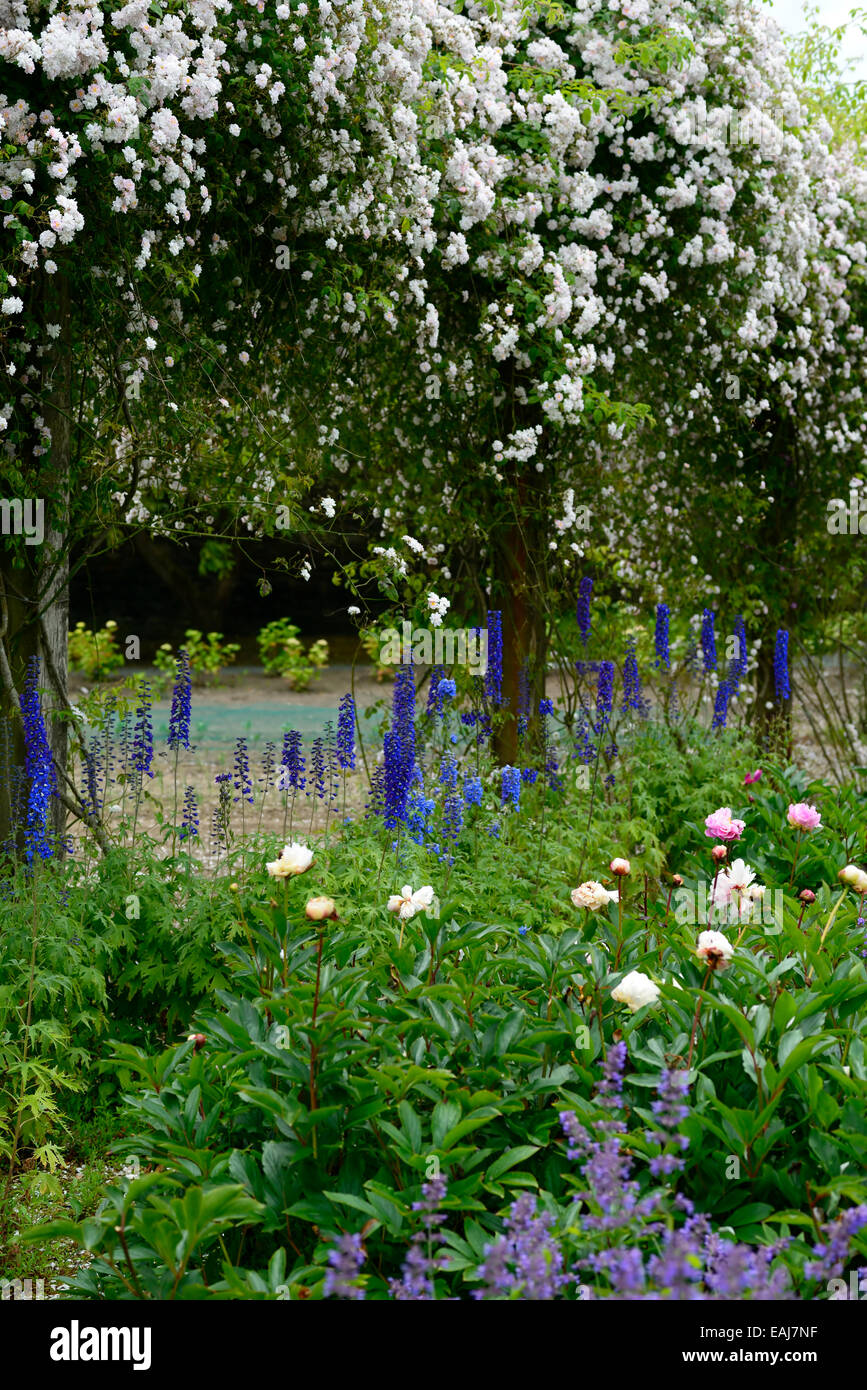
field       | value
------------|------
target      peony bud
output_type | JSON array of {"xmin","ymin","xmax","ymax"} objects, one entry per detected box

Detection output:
[
  {"xmin": 672, "ymin": 873, "xmax": 684, "ymax": 887},
  {"xmin": 610, "ymin": 857, "xmax": 630, "ymax": 876},
  {"xmin": 305, "ymin": 896, "xmax": 337, "ymax": 921},
  {"xmin": 187, "ymin": 1033, "xmax": 206, "ymax": 1051},
  {"xmin": 839, "ymin": 864, "xmax": 867, "ymax": 893},
  {"xmin": 711, "ymin": 844, "xmax": 728, "ymax": 864},
  {"xmin": 799, "ymin": 888, "xmax": 816, "ymax": 904}
]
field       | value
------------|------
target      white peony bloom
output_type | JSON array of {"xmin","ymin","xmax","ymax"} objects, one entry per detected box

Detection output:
[
  {"xmin": 696, "ymin": 930, "xmax": 734, "ymax": 968},
  {"xmin": 387, "ymin": 884, "xmax": 435, "ymax": 921},
  {"xmin": 266, "ymin": 841, "xmax": 314, "ymax": 878},
  {"xmin": 571, "ymin": 880, "xmax": 618, "ymax": 911},
  {"xmin": 611, "ymin": 970, "xmax": 660, "ymax": 1012}
]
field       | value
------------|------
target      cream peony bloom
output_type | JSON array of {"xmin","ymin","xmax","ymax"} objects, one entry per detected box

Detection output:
[
  {"xmin": 387, "ymin": 885, "xmax": 435, "ymax": 921},
  {"xmin": 571, "ymin": 880, "xmax": 618, "ymax": 911},
  {"xmin": 266, "ymin": 841, "xmax": 314, "ymax": 878},
  {"xmin": 696, "ymin": 929, "xmax": 734, "ymax": 969},
  {"xmin": 611, "ymin": 970, "xmax": 660, "ymax": 1012},
  {"xmin": 839, "ymin": 864, "xmax": 867, "ymax": 894}
]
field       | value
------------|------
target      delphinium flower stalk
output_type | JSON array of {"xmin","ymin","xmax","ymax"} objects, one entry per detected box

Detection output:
[
  {"xmin": 700, "ymin": 608, "xmax": 717, "ymax": 672},
  {"xmin": 256, "ymin": 740, "xmax": 277, "ymax": 840},
  {"xmin": 484, "ymin": 610, "xmax": 503, "ymax": 708},
  {"xmin": 576, "ymin": 576, "xmax": 593, "ymax": 648},
  {"xmin": 336, "ymin": 692, "xmax": 356, "ymax": 825},
  {"xmin": 426, "ymin": 665, "xmax": 445, "ymax": 718},
  {"xmin": 130, "ymin": 680, "xmax": 154, "ymax": 851},
  {"xmin": 167, "ymin": 647, "xmax": 192, "ymax": 855},
  {"xmin": 774, "ymin": 628, "xmax": 791, "ymax": 703},
  {"xmin": 212, "ymin": 772, "xmax": 233, "ymax": 866},
  {"xmin": 322, "ymin": 721, "xmax": 340, "ymax": 842},
  {"xmin": 711, "ymin": 680, "xmax": 730, "ymax": 731},
  {"xmin": 730, "ymin": 614, "xmax": 748, "ymax": 694},
  {"xmin": 308, "ymin": 735, "xmax": 326, "ymax": 836},
  {"xmin": 621, "ymin": 639, "xmax": 642, "ymax": 714},
  {"xmin": 232, "ymin": 735, "xmax": 254, "ymax": 862},
  {"xmin": 279, "ymin": 729, "xmax": 306, "ymax": 839},
  {"xmin": 382, "ymin": 664, "xmax": 416, "ymax": 854},
  {"xmin": 18, "ymin": 658, "xmax": 58, "ymax": 864},
  {"xmin": 464, "ymin": 772, "xmax": 483, "ymax": 865},
  {"xmin": 179, "ymin": 786, "xmax": 199, "ymax": 867},
  {"xmin": 654, "ymin": 603, "xmax": 670, "ymax": 670}
]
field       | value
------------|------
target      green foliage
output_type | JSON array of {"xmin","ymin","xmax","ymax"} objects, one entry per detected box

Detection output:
[
  {"xmin": 154, "ymin": 631, "xmax": 240, "ymax": 683},
  {"xmin": 19, "ymin": 755, "xmax": 867, "ymax": 1298},
  {"xmin": 256, "ymin": 619, "xmax": 329, "ymax": 688},
  {"xmin": 68, "ymin": 621, "xmax": 125, "ymax": 680}
]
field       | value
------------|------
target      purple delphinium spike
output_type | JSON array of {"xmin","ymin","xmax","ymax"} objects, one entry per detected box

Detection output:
[
  {"xmin": 337, "ymin": 693, "xmax": 356, "ymax": 770},
  {"xmin": 576, "ymin": 576, "xmax": 593, "ymax": 647},
  {"xmin": 167, "ymin": 648, "xmax": 192, "ymax": 750},
  {"xmin": 18, "ymin": 658, "xmax": 58, "ymax": 862}
]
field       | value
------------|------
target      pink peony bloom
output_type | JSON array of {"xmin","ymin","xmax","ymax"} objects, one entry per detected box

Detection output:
[
  {"xmin": 704, "ymin": 807, "xmax": 745, "ymax": 842},
  {"xmin": 787, "ymin": 802, "xmax": 822, "ymax": 832},
  {"xmin": 744, "ymin": 768, "xmax": 762, "ymax": 786}
]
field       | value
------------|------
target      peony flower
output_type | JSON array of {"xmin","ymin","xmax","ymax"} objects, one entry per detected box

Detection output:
[
  {"xmin": 387, "ymin": 885, "xmax": 435, "ymax": 921},
  {"xmin": 839, "ymin": 864, "xmax": 867, "ymax": 894},
  {"xmin": 787, "ymin": 802, "xmax": 822, "ymax": 832},
  {"xmin": 744, "ymin": 768, "xmax": 762, "ymax": 785},
  {"xmin": 266, "ymin": 841, "xmax": 314, "ymax": 877},
  {"xmin": 571, "ymin": 880, "xmax": 618, "ymax": 911},
  {"xmin": 609, "ymin": 857, "xmax": 630, "ymax": 876},
  {"xmin": 704, "ymin": 808, "xmax": 745, "ymax": 841},
  {"xmin": 696, "ymin": 930, "xmax": 734, "ymax": 970},
  {"xmin": 305, "ymin": 896, "xmax": 337, "ymax": 921},
  {"xmin": 611, "ymin": 970, "xmax": 660, "ymax": 1012}
]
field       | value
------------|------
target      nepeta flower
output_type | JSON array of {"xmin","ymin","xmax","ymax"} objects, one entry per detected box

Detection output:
[{"xmin": 324, "ymin": 1232, "xmax": 366, "ymax": 1300}]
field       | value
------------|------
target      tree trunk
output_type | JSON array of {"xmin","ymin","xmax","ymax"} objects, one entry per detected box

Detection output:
[
  {"xmin": 748, "ymin": 411, "xmax": 797, "ymax": 753},
  {"xmin": 492, "ymin": 490, "xmax": 548, "ymax": 765},
  {"xmin": 0, "ymin": 270, "xmax": 71, "ymax": 850}
]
